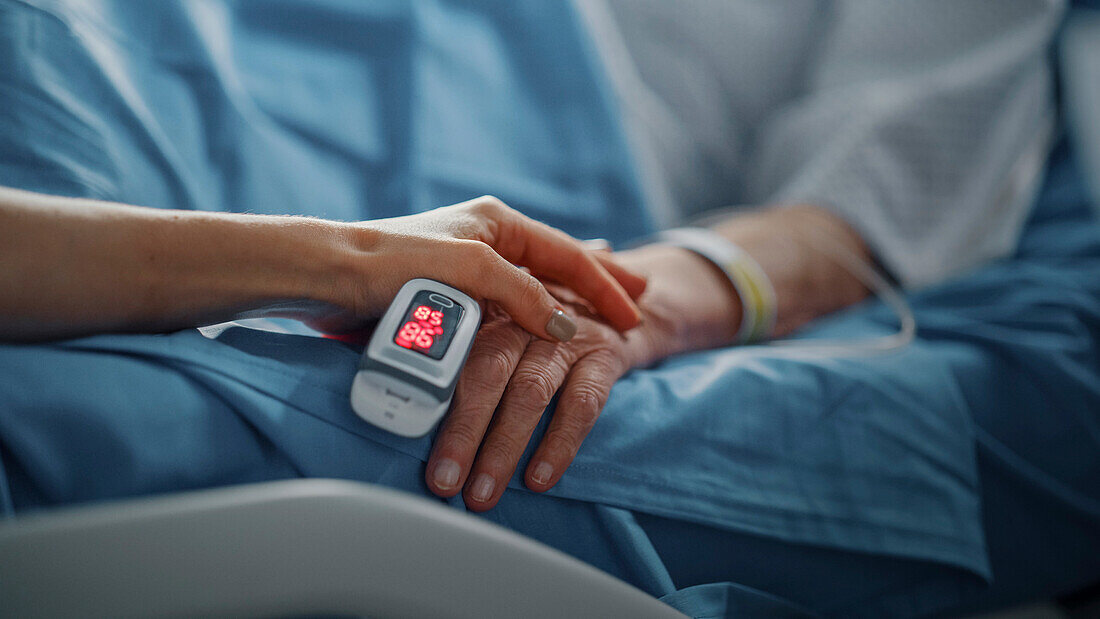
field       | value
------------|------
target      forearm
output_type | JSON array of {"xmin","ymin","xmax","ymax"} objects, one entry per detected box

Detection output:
[
  {"xmin": 0, "ymin": 188, "xmax": 353, "ymax": 341},
  {"xmin": 708, "ymin": 204, "xmax": 871, "ymax": 338},
  {"xmin": 616, "ymin": 204, "xmax": 872, "ymax": 359}
]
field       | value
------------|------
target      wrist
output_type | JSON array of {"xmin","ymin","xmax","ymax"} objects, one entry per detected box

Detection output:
[
  {"xmin": 710, "ymin": 204, "xmax": 870, "ymax": 336},
  {"xmin": 615, "ymin": 244, "xmax": 742, "ymax": 357},
  {"xmin": 137, "ymin": 211, "xmax": 354, "ymax": 324},
  {"xmin": 655, "ymin": 227, "xmax": 776, "ymax": 344}
]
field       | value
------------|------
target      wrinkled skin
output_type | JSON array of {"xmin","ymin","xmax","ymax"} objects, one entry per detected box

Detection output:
[
  {"xmin": 424, "ymin": 204, "xmax": 872, "ymax": 511},
  {"xmin": 425, "ymin": 244, "xmax": 741, "ymax": 510}
]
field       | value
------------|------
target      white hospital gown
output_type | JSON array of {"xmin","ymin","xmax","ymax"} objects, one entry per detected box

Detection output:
[{"xmin": 578, "ymin": 0, "xmax": 1064, "ymax": 287}]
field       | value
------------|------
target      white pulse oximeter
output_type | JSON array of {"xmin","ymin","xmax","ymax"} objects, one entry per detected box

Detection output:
[{"xmin": 350, "ymin": 278, "xmax": 482, "ymax": 437}]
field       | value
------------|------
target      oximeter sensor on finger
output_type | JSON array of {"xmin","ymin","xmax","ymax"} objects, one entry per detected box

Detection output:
[{"xmin": 350, "ymin": 278, "xmax": 482, "ymax": 437}]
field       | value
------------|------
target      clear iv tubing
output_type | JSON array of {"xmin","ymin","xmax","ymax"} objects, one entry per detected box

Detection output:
[
  {"xmin": 689, "ymin": 209, "xmax": 917, "ymax": 359},
  {"xmin": 738, "ymin": 111, "xmax": 1055, "ymax": 358}
]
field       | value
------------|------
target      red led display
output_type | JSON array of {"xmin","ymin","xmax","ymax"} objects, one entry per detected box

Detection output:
[
  {"xmin": 395, "ymin": 305, "xmax": 445, "ymax": 351},
  {"xmin": 393, "ymin": 291, "xmax": 462, "ymax": 360}
]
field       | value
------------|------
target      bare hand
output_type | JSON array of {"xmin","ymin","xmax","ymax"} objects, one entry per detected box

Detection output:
[
  {"xmin": 325, "ymin": 195, "xmax": 647, "ymax": 341},
  {"xmin": 0, "ymin": 190, "xmax": 646, "ymax": 342},
  {"xmin": 424, "ymin": 244, "xmax": 741, "ymax": 510}
]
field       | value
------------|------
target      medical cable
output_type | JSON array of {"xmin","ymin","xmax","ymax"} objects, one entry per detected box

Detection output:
[
  {"xmin": 655, "ymin": 210, "xmax": 917, "ymax": 358},
  {"xmin": 760, "ymin": 226, "xmax": 917, "ymax": 358}
]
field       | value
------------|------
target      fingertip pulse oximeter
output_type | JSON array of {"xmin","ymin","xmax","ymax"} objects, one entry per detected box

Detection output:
[{"xmin": 350, "ymin": 278, "xmax": 482, "ymax": 437}]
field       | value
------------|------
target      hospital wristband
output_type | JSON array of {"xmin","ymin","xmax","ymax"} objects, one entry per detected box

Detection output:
[{"xmin": 656, "ymin": 228, "xmax": 777, "ymax": 344}]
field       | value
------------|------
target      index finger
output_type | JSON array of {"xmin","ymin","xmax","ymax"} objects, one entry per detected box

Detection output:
[
  {"xmin": 426, "ymin": 311, "xmax": 530, "ymax": 498},
  {"xmin": 492, "ymin": 212, "xmax": 644, "ymax": 331}
]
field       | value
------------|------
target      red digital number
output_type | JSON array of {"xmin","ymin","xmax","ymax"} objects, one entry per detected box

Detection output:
[
  {"xmin": 414, "ymin": 330, "xmax": 434, "ymax": 349},
  {"xmin": 399, "ymin": 304, "xmax": 446, "ymax": 352},
  {"xmin": 395, "ymin": 321, "xmax": 420, "ymax": 348}
]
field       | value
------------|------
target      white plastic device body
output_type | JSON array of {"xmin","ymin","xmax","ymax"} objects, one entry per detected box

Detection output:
[{"xmin": 350, "ymin": 279, "xmax": 482, "ymax": 437}]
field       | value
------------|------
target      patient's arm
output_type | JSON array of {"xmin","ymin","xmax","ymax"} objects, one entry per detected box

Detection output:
[
  {"xmin": 426, "ymin": 204, "xmax": 871, "ymax": 510},
  {"xmin": 0, "ymin": 189, "xmax": 645, "ymax": 342}
]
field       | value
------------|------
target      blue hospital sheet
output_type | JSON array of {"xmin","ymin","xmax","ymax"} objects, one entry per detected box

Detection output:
[{"xmin": 1, "ymin": 1, "xmax": 1099, "ymax": 616}]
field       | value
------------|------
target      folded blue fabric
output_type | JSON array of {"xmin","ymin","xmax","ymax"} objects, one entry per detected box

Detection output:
[
  {"xmin": 0, "ymin": 0, "xmax": 651, "ymax": 239},
  {"xmin": 2, "ymin": 1, "xmax": 1099, "ymax": 615}
]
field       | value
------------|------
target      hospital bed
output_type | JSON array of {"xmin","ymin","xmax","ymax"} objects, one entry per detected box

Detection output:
[
  {"xmin": 2, "ymin": 1, "xmax": 1100, "ymax": 616},
  {"xmin": 0, "ymin": 478, "xmax": 687, "ymax": 618}
]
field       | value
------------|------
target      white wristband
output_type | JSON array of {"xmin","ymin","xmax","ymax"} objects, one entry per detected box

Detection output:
[{"xmin": 656, "ymin": 228, "xmax": 777, "ymax": 344}]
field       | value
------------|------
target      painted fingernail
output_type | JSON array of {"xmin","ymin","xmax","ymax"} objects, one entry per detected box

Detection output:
[
  {"xmin": 470, "ymin": 473, "xmax": 496, "ymax": 502},
  {"xmin": 546, "ymin": 309, "xmax": 577, "ymax": 342},
  {"xmin": 531, "ymin": 461, "xmax": 554, "ymax": 486},
  {"xmin": 433, "ymin": 458, "xmax": 460, "ymax": 491}
]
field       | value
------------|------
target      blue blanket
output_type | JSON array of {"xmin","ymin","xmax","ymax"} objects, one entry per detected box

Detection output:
[{"xmin": 2, "ymin": 1, "xmax": 1099, "ymax": 615}]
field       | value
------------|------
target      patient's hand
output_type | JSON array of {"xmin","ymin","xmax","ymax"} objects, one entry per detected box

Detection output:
[
  {"xmin": 425, "ymin": 244, "xmax": 741, "ymax": 510},
  {"xmin": 425, "ymin": 205, "xmax": 873, "ymax": 510}
]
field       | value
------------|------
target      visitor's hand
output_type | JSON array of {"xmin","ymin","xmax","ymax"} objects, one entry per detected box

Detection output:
[
  {"xmin": 320, "ymin": 195, "xmax": 647, "ymax": 341},
  {"xmin": 0, "ymin": 190, "xmax": 645, "ymax": 342},
  {"xmin": 425, "ymin": 244, "xmax": 742, "ymax": 510}
]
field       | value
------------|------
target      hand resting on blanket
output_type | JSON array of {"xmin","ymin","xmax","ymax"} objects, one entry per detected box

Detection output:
[{"xmin": 426, "ymin": 204, "xmax": 874, "ymax": 510}]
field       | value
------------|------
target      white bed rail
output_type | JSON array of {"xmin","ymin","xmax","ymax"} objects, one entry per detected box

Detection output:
[{"xmin": 0, "ymin": 479, "xmax": 686, "ymax": 618}]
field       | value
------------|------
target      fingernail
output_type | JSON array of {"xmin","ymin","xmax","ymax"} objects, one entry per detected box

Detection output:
[
  {"xmin": 582, "ymin": 238, "xmax": 611, "ymax": 251},
  {"xmin": 531, "ymin": 461, "xmax": 554, "ymax": 486},
  {"xmin": 433, "ymin": 458, "xmax": 460, "ymax": 490},
  {"xmin": 546, "ymin": 309, "xmax": 577, "ymax": 342},
  {"xmin": 470, "ymin": 473, "xmax": 496, "ymax": 502}
]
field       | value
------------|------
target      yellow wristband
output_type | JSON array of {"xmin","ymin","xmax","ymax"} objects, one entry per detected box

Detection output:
[{"xmin": 657, "ymin": 228, "xmax": 777, "ymax": 344}]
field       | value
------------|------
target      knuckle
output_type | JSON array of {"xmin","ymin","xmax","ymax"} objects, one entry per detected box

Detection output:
[
  {"xmin": 465, "ymin": 244, "xmax": 503, "ymax": 280},
  {"xmin": 468, "ymin": 195, "xmax": 508, "ymax": 220},
  {"xmin": 541, "ymin": 426, "xmax": 586, "ymax": 460},
  {"xmin": 465, "ymin": 241, "xmax": 498, "ymax": 267},
  {"xmin": 470, "ymin": 240, "xmax": 498, "ymax": 262},
  {"xmin": 478, "ymin": 195, "xmax": 507, "ymax": 212},
  {"xmin": 510, "ymin": 368, "xmax": 559, "ymax": 404},
  {"xmin": 444, "ymin": 239, "xmax": 481, "ymax": 265},
  {"xmin": 564, "ymin": 380, "xmax": 607, "ymax": 417},
  {"xmin": 464, "ymin": 348, "xmax": 515, "ymax": 388},
  {"xmin": 586, "ymin": 350, "xmax": 622, "ymax": 374},
  {"xmin": 439, "ymin": 418, "xmax": 485, "ymax": 454},
  {"xmin": 478, "ymin": 436, "xmax": 524, "ymax": 467},
  {"xmin": 518, "ymin": 273, "xmax": 546, "ymax": 307}
]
